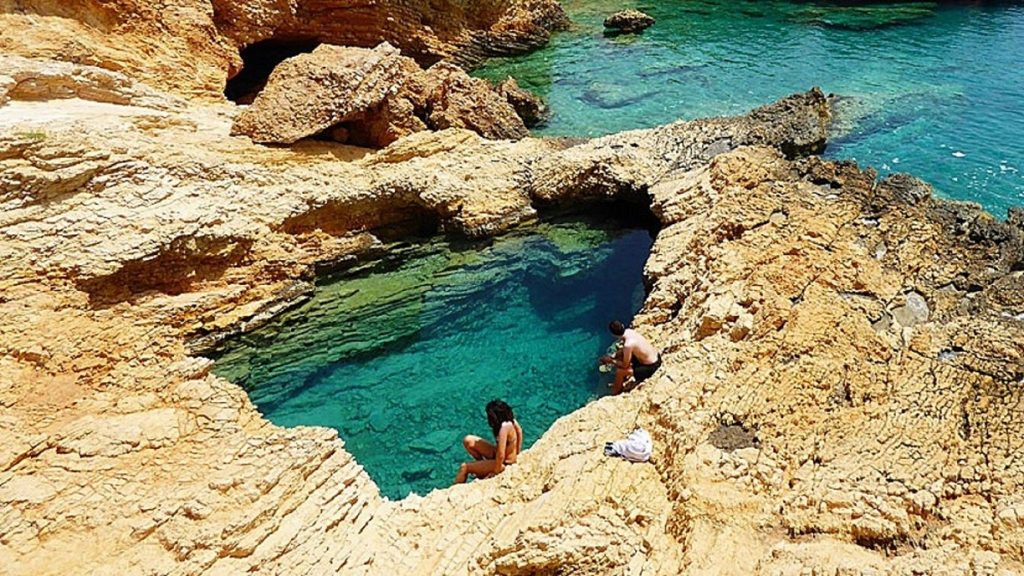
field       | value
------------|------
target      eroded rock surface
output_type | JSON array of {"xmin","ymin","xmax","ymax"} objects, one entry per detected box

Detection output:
[
  {"xmin": 417, "ymin": 62, "xmax": 529, "ymax": 141},
  {"xmin": 0, "ymin": 0, "xmax": 568, "ymax": 99},
  {"xmin": 233, "ymin": 44, "xmax": 530, "ymax": 147},
  {"xmin": 1, "ymin": 68, "xmax": 1022, "ymax": 576},
  {"xmin": 0, "ymin": 55, "xmax": 182, "ymax": 110},
  {"xmin": 209, "ymin": 0, "xmax": 570, "ymax": 69},
  {"xmin": 497, "ymin": 76, "xmax": 548, "ymax": 127},
  {"xmin": 604, "ymin": 9, "xmax": 656, "ymax": 34},
  {"xmin": 231, "ymin": 43, "xmax": 418, "ymax": 144}
]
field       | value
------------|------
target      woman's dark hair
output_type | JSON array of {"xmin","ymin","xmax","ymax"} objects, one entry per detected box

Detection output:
[
  {"xmin": 609, "ymin": 320, "xmax": 626, "ymax": 336},
  {"xmin": 486, "ymin": 400, "xmax": 515, "ymax": 438}
]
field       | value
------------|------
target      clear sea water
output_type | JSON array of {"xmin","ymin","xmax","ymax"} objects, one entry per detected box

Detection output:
[
  {"xmin": 475, "ymin": 0, "xmax": 1024, "ymax": 218},
  {"xmin": 212, "ymin": 218, "xmax": 652, "ymax": 498}
]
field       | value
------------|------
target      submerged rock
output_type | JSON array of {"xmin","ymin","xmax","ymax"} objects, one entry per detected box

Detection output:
[
  {"xmin": 409, "ymin": 429, "xmax": 457, "ymax": 454},
  {"xmin": 401, "ymin": 465, "xmax": 435, "ymax": 483},
  {"xmin": 581, "ymin": 81, "xmax": 658, "ymax": 110},
  {"xmin": 788, "ymin": 3, "xmax": 936, "ymax": 31},
  {"xmin": 604, "ymin": 10, "xmax": 656, "ymax": 34}
]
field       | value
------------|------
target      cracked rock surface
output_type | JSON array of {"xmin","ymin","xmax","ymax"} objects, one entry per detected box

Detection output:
[
  {"xmin": 0, "ymin": 0, "xmax": 568, "ymax": 99},
  {"xmin": 232, "ymin": 43, "xmax": 530, "ymax": 147},
  {"xmin": 1, "ymin": 55, "xmax": 1023, "ymax": 576}
]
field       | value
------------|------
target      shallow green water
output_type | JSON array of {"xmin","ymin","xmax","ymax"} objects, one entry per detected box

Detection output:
[
  {"xmin": 475, "ymin": 0, "xmax": 1024, "ymax": 217},
  {"xmin": 212, "ymin": 218, "xmax": 652, "ymax": 499}
]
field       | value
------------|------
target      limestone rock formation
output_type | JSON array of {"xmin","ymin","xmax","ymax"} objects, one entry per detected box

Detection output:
[
  {"xmin": 0, "ymin": 0, "xmax": 568, "ymax": 99},
  {"xmin": 419, "ymin": 62, "xmax": 529, "ymax": 141},
  {"xmin": 0, "ymin": 75, "xmax": 12, "ymax": 106},
  {"xmin": 604, "ymin": 9, "xmax": 656, "ymax": 34},
  {"xmin": 496, "ymin": 76, "xmax": 548, "ymax": 127},
  {"xmin": 4, "ymin": 68, "xmax": 1023, "ymax": 575},
  {"xmin": 233, "ymin": 45, "xmax": 530, "ymax": 147},
  {"xmin": 231, "ymin": 43, "xmax": 417, "ymax": 144},
  {"xmin": 0, "ymin": 55, "xmax": 182, "ymax": 110},
  {"xmin": 210, "ymin": 0, "xmax": 570, "ymax": 69}
]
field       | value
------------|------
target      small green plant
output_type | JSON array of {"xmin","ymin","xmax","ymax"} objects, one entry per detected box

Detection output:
[{"xmin": 15, "ymin": 130, "xmax": 46, "ymax": 141}]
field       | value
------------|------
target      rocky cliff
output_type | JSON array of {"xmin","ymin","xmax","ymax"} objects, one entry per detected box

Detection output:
[
  {"xmin": 1, "ymin": 10, "xmax": 1023, "ymax": 576},
  {"xmin": 0, "ymin": 0, "xmax": 566, "ymax": 99}
]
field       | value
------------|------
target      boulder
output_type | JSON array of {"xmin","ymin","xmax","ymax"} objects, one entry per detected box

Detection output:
[
  {"xmin": 497, "ymin": 76, "xmax": 547, "ymax": 127},
  {"xmin": 232, "ymin": 42, "xmax": 417, "ymax": 144},
  {"xmin": 603, "ymin": 9, "xmax": 655, "ymax": 34},
  {"xmin": 420, "ymin": 63, "xmax": 529, "ymax": 141},
  {"xmin": 233, "ymin": 43, "xmax": 531, "ymax": 147}
]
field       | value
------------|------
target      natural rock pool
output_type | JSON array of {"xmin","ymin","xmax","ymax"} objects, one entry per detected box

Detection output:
[
  {"xmin": 212, "ymin": 217, "xmax": 653, "ymax": 499},
  {"xmin": 474, "ymin": 0, "xmax": 1024, "ymax": 217}
]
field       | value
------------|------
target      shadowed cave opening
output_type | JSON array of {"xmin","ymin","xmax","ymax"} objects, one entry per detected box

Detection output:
[
  {"xmin": 209, "ymin": 210, "xmax": 657, "ymax": 499},
  {"xmin": 225, "ymin": 38, "xmax": 321, "ymax": 104}
]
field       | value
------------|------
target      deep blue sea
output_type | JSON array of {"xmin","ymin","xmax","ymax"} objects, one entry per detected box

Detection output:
[
  {"xmin": 476, "ymin": 0, "xmax": 1024, "ymax": 218},
  {"xmin": 212, "ymin": 218, "xmax": 652, "ymax": 498}
]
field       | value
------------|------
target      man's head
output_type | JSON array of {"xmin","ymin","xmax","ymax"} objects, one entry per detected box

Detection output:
[{"xmin": 608, "ymin": 320, "xmax": 626, "ymax": 337}]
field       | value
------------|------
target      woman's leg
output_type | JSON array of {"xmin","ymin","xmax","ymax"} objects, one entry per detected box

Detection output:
[
  {"xmin": 463, "ymin": 435, "xmax": 496, "ymax": 461},
  {"xmin": 454, "ymin": 459, "xmax": 499, "ymax": 484}
]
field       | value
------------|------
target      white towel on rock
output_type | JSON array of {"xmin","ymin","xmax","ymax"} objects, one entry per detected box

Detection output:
[{"xmin": 606, "ymin": 427, "xmax": 652, "ymax": 463}]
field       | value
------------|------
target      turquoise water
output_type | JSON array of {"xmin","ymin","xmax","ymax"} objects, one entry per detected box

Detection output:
[
  {"xmin": 475, "ymin": 0, "xmax": 1024, "ymax": 217},
  {"xmin": 212, "ymin": 218, "xmax": 653, "ymax": 499}
]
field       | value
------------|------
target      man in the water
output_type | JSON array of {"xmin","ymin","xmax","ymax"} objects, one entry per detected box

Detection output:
[{"xmin": 599, "ymin": 320, "xmax": 661, "ymax": 394}]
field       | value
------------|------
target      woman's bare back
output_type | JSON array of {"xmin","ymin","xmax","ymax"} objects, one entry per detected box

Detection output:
[
  {"xmin": 454, "ymin": 402, "xmax": 522, "ymax": 484},
  {"xmin": 502, "ymin": 420, "xmax": 523, "ymax": 464}
]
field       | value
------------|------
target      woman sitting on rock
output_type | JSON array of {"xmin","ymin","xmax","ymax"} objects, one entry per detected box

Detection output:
[{"xmin": 454, "ymin": 400, "xmax": 522, "ymax": 484}]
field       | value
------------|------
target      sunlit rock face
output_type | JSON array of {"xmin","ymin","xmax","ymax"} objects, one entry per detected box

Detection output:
[
  {"xmin": 0, "ymin": 0, "xmax": 567, "ymax": 98},
  {"xmin": 209, "ymin": 0, "xmax": 570, "ymax": 66},
  {"xmin": 231, "ymin": 43, "xmax": 530, "ymax": 147},
  {"xmin": 1, "ymin": 7, "xmax": 1022, "ymax": 571}
]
